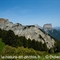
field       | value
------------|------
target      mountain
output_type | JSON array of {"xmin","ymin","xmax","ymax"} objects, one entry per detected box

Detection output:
[
  {"xmin": 55, "ymin": 27, "xmax": 60, "ymax": 30},
  {"xmin": 0, "ymin": 18, "xmax": 56, "ymax": 49},
  {"xmin": 43, "ymin": 24, "xmax": 60, "ymax": 40},
  {"xmin": 55, "ymin": 27, "xmax": 60, "ymax": 33}
]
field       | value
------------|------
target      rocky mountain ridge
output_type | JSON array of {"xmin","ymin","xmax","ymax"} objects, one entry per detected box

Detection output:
[{"xmin": 0, "ymin": 18, "xmax": 55, "ymax": 49}]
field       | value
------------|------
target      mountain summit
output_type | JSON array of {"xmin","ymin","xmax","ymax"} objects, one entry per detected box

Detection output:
[
  {"xmin": 0, "ymin": 18, "xmax": 8, "ymax": 23},
  {"xmin": 43, "ymin": 24, "xmax": 60, "ymax": 40},
  {"xmin": 0, "ymin": 18, "xmax": 55, "ymax": 49}
]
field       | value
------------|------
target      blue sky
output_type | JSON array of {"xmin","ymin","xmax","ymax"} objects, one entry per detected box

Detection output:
[{"xmin": 0, "ymin": 0, "xmax": 60, "ymax": 27}]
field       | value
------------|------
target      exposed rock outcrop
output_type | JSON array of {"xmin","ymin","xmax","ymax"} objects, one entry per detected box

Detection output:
[
  {"xmin": 0, "ymin": 18, "xmax": 9, "ymax": 23},
  {"xmin": 43, "ymin": 24, "xmax": 52, "ymax": 29},
  {"xmin": 43, "ymin": 24, "xmax": 60, "ymax": 40}
]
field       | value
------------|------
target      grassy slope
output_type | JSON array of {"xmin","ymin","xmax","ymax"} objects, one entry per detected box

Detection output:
[
  {"xmin": 0, "ymin": 45, "xmax": 60, "ymax": 60},
  {"xmin": 0, "ymin": 38, "xmax": 5, "ymax": 53}
]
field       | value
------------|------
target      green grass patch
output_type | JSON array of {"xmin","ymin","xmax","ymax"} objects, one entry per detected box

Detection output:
[{"xmin": 0, "ymin": 38, "xmax": 5, "ymax": 53}]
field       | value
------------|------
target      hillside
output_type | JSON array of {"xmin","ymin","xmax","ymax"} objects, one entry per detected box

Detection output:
[
  {"xmin": 0, "ymin": 19, "xmax": 55, "ymax": 48},
  {"xmin": 0, "ymin": 45, "xmax": 60, "ymax": 60},
  {"xmin": 0, "ymin": 38, "xmax": 5, "ymax": 53},
  {"xmin": 0, "ymin": 18, "xmax": 56, "ymax": 49},
  {"xmin": 0, "ymin": 18, "xmax": 60, "ymax": 60}
]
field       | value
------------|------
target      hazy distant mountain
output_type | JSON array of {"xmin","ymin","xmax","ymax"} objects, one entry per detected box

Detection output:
[
  {"xmin": 55, "ymin": 27, "xmax": 60, "ymax": 33},
  {"xmin": 55, "ymin": 27, "xmax": 60, "ymax": 30},
  {"xmin": 0, "ymin": 18, "xmax": 56, "ymax": 49},
  {"xmin": 43, "ymin": 24, "xmax": 60, "ymax": 40}
]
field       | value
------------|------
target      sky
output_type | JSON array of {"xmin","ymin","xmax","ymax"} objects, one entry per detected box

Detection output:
[{"xmin": 0, "ymin": 0, "xmax": 60, "ymax": 27}]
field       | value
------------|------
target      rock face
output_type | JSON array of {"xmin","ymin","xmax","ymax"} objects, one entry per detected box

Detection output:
[
  {"xmin": 43, "ymin": 24, "xmax": 53, "ymax": 33},
  {"xmin": 43, "ymin": 24, "xmax": 52, "ymax": 29},
  {"xmin": 0, "ymin": 18, "xmax": 8, "ymax": 23},
  {"xmin": 43, "ymin": 24, "xmax": 60, "ymax": 40},
  {"xmin": 0, "ymin": 18, "xmax": 55, "ymax": 49}
]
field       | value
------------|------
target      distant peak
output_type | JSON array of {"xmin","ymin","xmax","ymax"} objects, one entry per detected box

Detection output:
[
  {"xmin": 43, "ymin": 23, "xmax": 52, "ymax": 29},
  {"xmin": 0, "ymin": 18, "xmax": 9, "ymax": 23}
]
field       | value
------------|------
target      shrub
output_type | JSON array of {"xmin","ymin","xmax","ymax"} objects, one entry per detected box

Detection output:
[{"xmin": 1, "ymin": 45, "xmax": 16, "ymax": 56}]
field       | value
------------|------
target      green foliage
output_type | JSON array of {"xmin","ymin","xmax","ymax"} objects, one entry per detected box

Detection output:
[
  {"xmin": 16, "ymin": 47, "xmax": 37, "ymax": 56},
  {"xmin": 1, "ymin": 45, "xmax": 48, "ymax": 56},
  {"xmin": 0, "ymin": 46, "xmax": 59, "ymax": 60},
  {"xmin": 3, "ymin": 30, "xmax": 15, "ymax": 45},
  {"xmin": 0, "ymin": 45, "xmax": 60, "ymax": 60},
  {"xmin": 1, "ymin": 45, "xmax": 38, "ymax": 56},
  {"xmin": 1, "ymin": 45, "xmax": 16, "ymax": 56},
  {"xmin": 38, "ymin": 42, "xmax": 43, "ymax": 51},
  {"xmin": 0, "ymin": 28, "xmax": 48, "ymax": 52},
  {"xmin": 27, "ymin": 38, "xmax": 32, "ymax": 48},
  {"xmin": 54, "ymin": 40, "xmax": 60, "ymax": 53},
  {"xmin": 0, "ymin": 38, "xmax": 5, "ymax": 53},
  {"xmin": 48, "ymin": 48, "xmax": 55, "ymax": 53},
  {"xmin": 43, "ymin": 43, "xmax": 48, "ymax": 51},
  {"xmin": 18, "ymin": 36, "xmax": 28, "ymax": 48}
]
